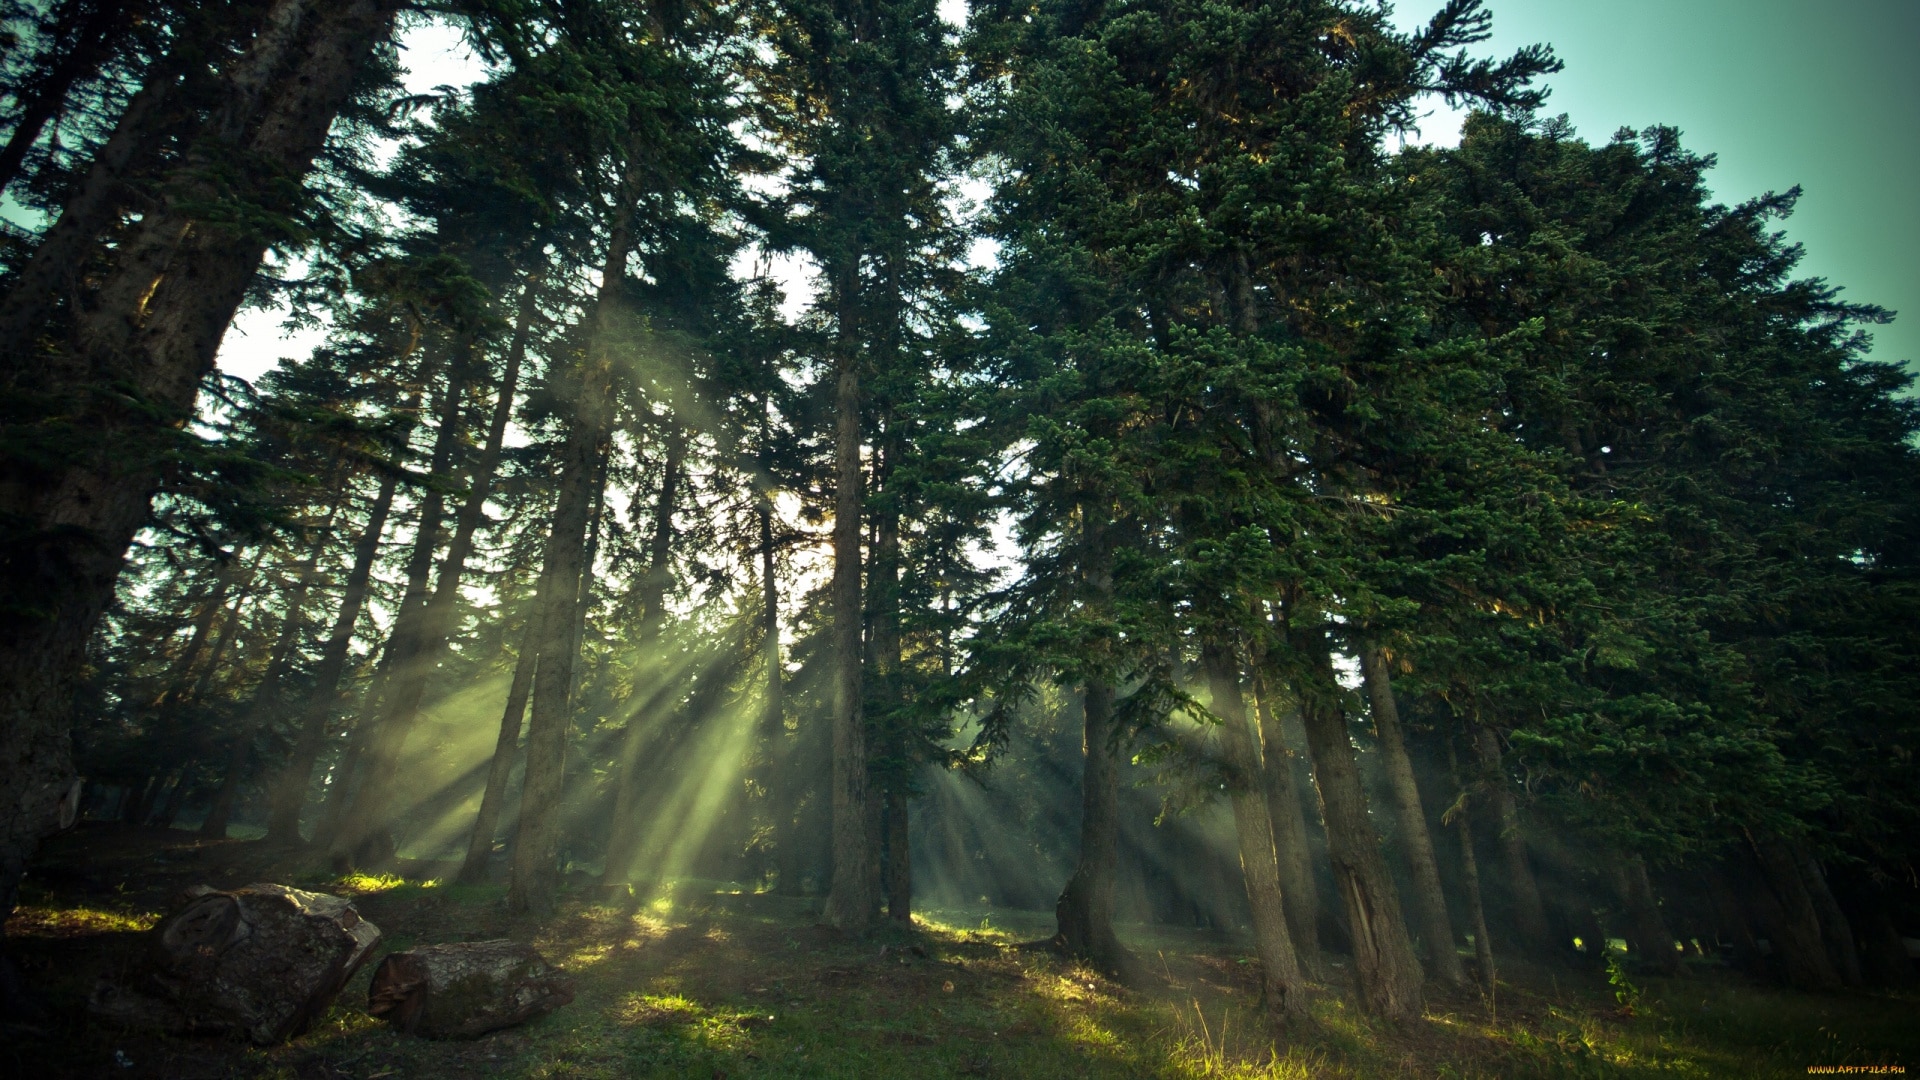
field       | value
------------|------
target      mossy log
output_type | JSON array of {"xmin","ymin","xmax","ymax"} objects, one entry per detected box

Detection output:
[
  {"xmin": 367, "ymin": 940, "xmax": 574, "ymax": 1038},
  {"xmin": 88, "ymin": 882, "xmax": 381, "ymax": 1044}
]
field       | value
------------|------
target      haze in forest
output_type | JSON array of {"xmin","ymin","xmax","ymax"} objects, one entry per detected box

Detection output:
[{"xmin": 0, "ymin": 1, "xmax": 1914, "ymax": 1076}]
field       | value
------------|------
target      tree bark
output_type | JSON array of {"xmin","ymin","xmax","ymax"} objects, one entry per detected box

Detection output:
[
  {"xmin": 601, "ymin": 423, "xmax": 688, "ymax": 888},
  {"xmin": 0, "ymin": 0, "xmax": 398, "ymax": 926},
  {"xmin": 758, "ymin": 477, "xmax": 803, "ymax": 896},
  {"xmin": 1797, "ymin": 850, "xmax": 1864, "ymax": 987},
  {"xmin": 1205, "ymin": 644, "xmax": 1308, "ymax": 1022},
  {"xmin": 1357, "ymin": 647, "xmax": 1463, "ymax": 989},
  {"xmin": 1611, "ymin": 854, "xmax": 1679, "ymax": 976},
  {"xmin": 204, "ymin": 534, "xmax": 328, "ymax": 839},
  {"xmin": 187, "ymin": 570, "xmax": 257, "ymax": 705},
  {"xmin": 1291, "ymin": 640, "xmax": 1423, "ymax": 1019},
  {"xmin": 1054, "ymin": 678, "xmax": 1129, "ymax": 974},
  {"xmin": 821, "ymin": 272, "xmax": 873, "ymax": 934},
  {"xmin": 1447, "ymin": 741, "xmax": 1497, "ymax": 1004},
  {"xmin": 332, "ymin": 345, "xmax": 476, "ymax": 866},
  {"xmin": 154, "ymin": 557, "xmax": 241, "ymax": 707},
  {"xmin": 884, "ymin": 786, "xmax": 911, "ymax": 924},
  {"xmin": 1249, "ymin": 672, "xmax": 1321, "ymax": 979},
  {"xmin": 868, "ymin": 427, "xmax": 906, "ymax": 922},
  {"xmin": 507, "ymin": 195, "xmax": 630, "ymax": 916},
  {"xmin": 456, "ymin": 613, "xmax": 542, "ymax": 886},
  {"xmin": 1471, "ymin": 725, "xmax": 1550, "ymax": 957},
  {"xmin": 1748, "ymin": 835, "xmax": 1842, "ymax": 989},
  {"xmin": 266, "ymin": 469, "xmax": 399, "ymax": 843}
]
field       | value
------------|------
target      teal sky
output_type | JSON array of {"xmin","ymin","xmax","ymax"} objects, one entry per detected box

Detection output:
[{"xmin": 1391, "ymin": 0, "xmax": 1920, "ymax": 375}]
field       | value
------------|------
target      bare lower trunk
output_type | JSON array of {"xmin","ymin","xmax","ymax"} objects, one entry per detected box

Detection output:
[
  {"xmin": 821, "ymin": 291, "xmax": 873, "ymax": 933},
  {"xmin": 266, "ymin": 470, "xmax": 399, "ymax": 843},
  {"xmin": 154, "ymin": 559, "xmax": 241, "ymax": 708},
  {"xmin": 456, "ymin": 619, "xmax": 541, "ymax": 886},
  {"xmin": 205, "ymin": 536, "xmax": 325, "ymax": 839},
  {"xmin": 1205, "ymin": 644, "xmax": 1308, "ymax": 1022},
  {"xmin": 1292, "ymin": 639, "xmax": 1423, "ymax": 1019},
  {"xmin": 333, "ymin": 349, "xmax": 475, "ymax": 867},
  {"xmin": 601, "ymin": 425, "xmax": 687, "ymax": 887},
  {"xmin": 1358, "ymin": 647, "xmax": 1463, "ymax": 988},
  {"xmin": 1448, "ymin": 742, "xmax": 1496, "ymax": 1004},
  {"xmin": 1250, "ymin": 675, "xmax": 1321, "ymax": 979},
  {"xmin": 1797, "ymin": 851, "xmax": 1863, "ymax": 987},
  {"xmin": 1471, "ymin": 725, "xmax": 1550, "ymax": 957},
  {"xmin": 1612, "ymin": 854, "xmax": 1678, "ymax": 976},
  {"xmin": 1054, "ymin": 680, "xmax": 1128, "ymax": 974},
  {"xmin": 200, "ymin": 738, "xmax": 250, "ymax": 839},
  {"xmin": 507, "ymin": 200, "xmax": 630, "ymax": 916},
  {"xmin": 884, "ymin": 787, "xmax": 910, "ymax": 923},
  {"xmin": 1749, "ymin": 835, "xmax": 1842, "ymax": 989}
]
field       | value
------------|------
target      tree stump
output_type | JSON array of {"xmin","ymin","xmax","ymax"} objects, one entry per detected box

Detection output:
[
  {"xmin": 89, "ymin": 882, "xmax": 381, "ymax": 1044},
  {"xmin": 367, "ymin": 940, "xmax": 574, "ymax": 1038}
]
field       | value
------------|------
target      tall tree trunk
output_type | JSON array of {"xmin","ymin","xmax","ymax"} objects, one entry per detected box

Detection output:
[
  {"xmin": 507, "ymin": 197, "xmax": 630, "ymax": 916},
  {"xmin": 868, "ymin": 428, "xmax": 905, "ymax": 922},
  {"xmin": 122, "ymin": 775, "xmax": 158, "ymax": 825},
  {"xmin": 1291, "ymin": 637, "xmax": 1424, "ymax": 1019},
  {"xmin": 1249, "ymin": 672, "xmax": 1322, "ymax": 979},
  {"xmin": 1357, "ymin": 647, "xmax": 1464, "ymax": 988},
  {"xmin": 362, "ymin": 294, "xmax": 529, "ymax": 852},
  {"xmin": 202, "ymin": 543, "xmax": 324, "ymax": 839},
  {"xmin": 1204, "ymin": 644, "xmax": 1308, "ymax": 1022},
  {"xmin": 883, "ymin": 787, "xmax": 910, "ymax": 924},
  {"xmin": 1749, "ymin": 835, "xmax": 1842, "ymax": 989},
  {"xmin": 1054, "ymin": 678, "xmax": 1129, "ymax": 973},
  {"xmin": 1611, "ymin": 854, "xmax": 1679, "ymax": 976},
  {"xmin": 332, "ymin": 345, "xmax": 474, "ymax": 866},
  {"xmin": 0, "ymin": 0, "xmax": 398, "ymax": 925},
  {"xmin": 1797, "ymin": 850, "xmax": 1864, "ymax": 987},
  {"xmin": 266, "ymin": 469, "xmax": 399, "ymax": 842},
  {"xmin": 154, "ymin": 557, "xmax": 241, "ymax": 707},
  {"xmin": 0, "ymin": 0, "xmax": 132, "ymax": 195},
  {"xmin": 456, "ymin": 612, "xmax": 542, "ymax": 886},
  {"xmin": 601, "ymin": 424, "xmax": 687, "ymax": 888},
  {"xmin": 153, "ymin": 769, "xmax": 190, "ymax": 829},
  {"xmin": 1471, "ymin": 725, "xmax": 1551, "ymax": 957},
  {"xmin": 759, "ymin": 484, "xmax": 804, "ymax": 896},
  {"xmin": 200, "ymin": 737, "xmax": 251, "ymax": 840},
  {"xmin": 1448, "ymin": 741, "xmax": 1497, "ymax": 1004},
  {"xmin": 821, "ymin": 273, "xmax": 873, "ymax": 934},
  {"xmin": 188, "ymin": 572, "xmax": 257, "ymax": 704}
]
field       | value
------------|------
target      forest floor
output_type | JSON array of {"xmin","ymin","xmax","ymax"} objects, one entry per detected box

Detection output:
[{"xmin": 5, "ymin": 824, "xmax": 1915, "ymax": 1079}]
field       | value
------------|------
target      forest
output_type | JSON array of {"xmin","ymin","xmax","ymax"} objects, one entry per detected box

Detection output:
[{"xmin": 0, "ymin": 0, "xmax": 1916, "ymax": 1076}]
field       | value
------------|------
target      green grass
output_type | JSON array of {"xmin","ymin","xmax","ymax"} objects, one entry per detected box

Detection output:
[{"xmin": 8, "ymin": 858, "xmax": 1916, "ymax": 1078}]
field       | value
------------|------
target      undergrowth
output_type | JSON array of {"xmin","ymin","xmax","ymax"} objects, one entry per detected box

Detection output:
[{"xmin": 7, "ymin": 849, "xmax": 1915, "ymax": 1079}]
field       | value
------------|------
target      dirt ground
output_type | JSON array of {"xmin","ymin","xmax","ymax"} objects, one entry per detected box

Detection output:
[{"xmin": 4, "ymin": 823, "xmax": 1915, "ymax": 1079}]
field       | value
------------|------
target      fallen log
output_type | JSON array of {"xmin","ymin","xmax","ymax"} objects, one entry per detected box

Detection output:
[
  {"xmin": 367, "ymin": 940, "xmax": 574, "ymax": 1038},
  {"xmin": 89, "ymin": 882, "xmax": 381, "ymax": 1044}
]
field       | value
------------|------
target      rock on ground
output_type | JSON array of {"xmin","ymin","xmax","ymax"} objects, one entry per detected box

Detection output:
[
  {"xmin": 367, "ymin": 939, "xmax": 574, "ymax": 1039},
  {"xmin": 89, "ymin": 882, "xmax": 381, "ymax": 1044}
]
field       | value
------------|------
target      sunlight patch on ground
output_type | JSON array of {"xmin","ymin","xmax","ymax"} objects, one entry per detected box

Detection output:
[{"xmin": 5, "ymin": 905, "xmax": 159, "ymax": 936}]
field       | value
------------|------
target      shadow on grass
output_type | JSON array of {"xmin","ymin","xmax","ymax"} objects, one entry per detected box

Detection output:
[{"xmin": 7, "ymin": 833, "xmax": 1917, "ymax": 1079}]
